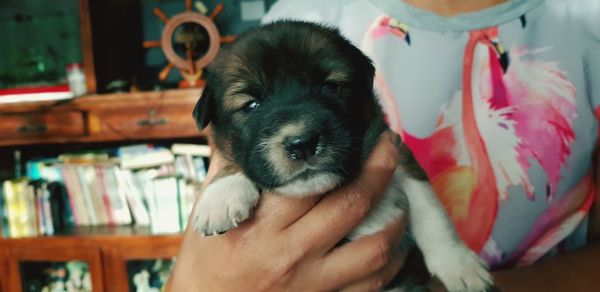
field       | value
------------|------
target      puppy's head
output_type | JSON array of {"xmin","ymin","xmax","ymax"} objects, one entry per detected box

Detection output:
[{"xmin": 194, "ymin": 21, "xmax": 384, "ymax": 196}]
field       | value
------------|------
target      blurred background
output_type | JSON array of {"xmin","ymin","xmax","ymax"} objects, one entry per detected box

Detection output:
[{"xmin": 0, "ymin": 0, "xmax": 277, "ymax": 93}]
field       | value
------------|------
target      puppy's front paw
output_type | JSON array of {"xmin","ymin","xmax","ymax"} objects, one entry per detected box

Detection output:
[
  {"xmin": 192, "ymin": 174, "xmax": 260, "ymax": 236},
  {"xmin": 426, "ymin": 244, "xmax": 493, "ymax": 292}
]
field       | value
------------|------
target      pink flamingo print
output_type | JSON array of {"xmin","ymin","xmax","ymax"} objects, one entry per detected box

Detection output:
[{"xmin": 362, "ymin": 18, "xmax": 587, "ymax": 263}]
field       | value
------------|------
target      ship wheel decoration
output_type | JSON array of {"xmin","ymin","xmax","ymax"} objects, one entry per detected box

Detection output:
[{"xmin": 143, "ymin": 0, "xmax": 236, "ymax": 88}]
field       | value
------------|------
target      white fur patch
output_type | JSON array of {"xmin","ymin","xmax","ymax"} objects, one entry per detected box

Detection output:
[
  {"xmin": 273, "ymin": 173, "xmax": 341, "ymax": 197},
  {"xmin": 348, "ymin": 167, "xmax": 492, "ymax": 291},
  {"xmin": 348, "ymin": 170, "xmax": 406, "ymax": 240},
  {"xmin": 400, "ymin": 174, "xmax": 492, "ymax": 291},
  {"xmin": 192, "ymin": 173, "xmax": 259, "ymax": 235}
]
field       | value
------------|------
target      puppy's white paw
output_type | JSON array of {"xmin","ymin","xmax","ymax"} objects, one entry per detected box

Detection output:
[
  {"xmin": 192, "ymin": 174, "xmax": 259, "ymax": 236},
  {"xmin": 426, "ymin": 244, "xmax": 492, "ymax": 292}
]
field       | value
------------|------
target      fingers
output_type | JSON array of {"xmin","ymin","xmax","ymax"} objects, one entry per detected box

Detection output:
[
  {"xmin": 252, "ymin": 192, "xmax": 323, "ymax": 231},
  {"xmin": 315, "ymin": 217, "xmax": 407, "ymax": 291},
  {"xmin": 288, "ymin": 131, "xmax": 400, "ymax": 250},
  {"xmin": 340, "ymin": 250, "xmax": 407, "ymax": 292}
]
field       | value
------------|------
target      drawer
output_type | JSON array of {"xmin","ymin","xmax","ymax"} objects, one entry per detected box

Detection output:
[
  {"xmin": 0, "ymin": 111, "xmax": 86, "ymax": 140},
  {"xmin": 92, "ymin": 103, "xmax": 199, "ymax": 139}
]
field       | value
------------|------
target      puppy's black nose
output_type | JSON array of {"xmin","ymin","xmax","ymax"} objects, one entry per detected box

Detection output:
[{"xmin": 283, "ymin": 134, "xmax": 321, "ymax": 161}]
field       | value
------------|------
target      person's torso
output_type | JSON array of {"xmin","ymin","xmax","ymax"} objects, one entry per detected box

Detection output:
[{"xmin": 263, "ymin": 0, "xmax": 599, "ymax": 268}]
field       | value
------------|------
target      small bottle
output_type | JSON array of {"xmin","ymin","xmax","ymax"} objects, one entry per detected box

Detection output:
[{"xmin": 66, "ymin": 63, "xmax": 87, "ymax": 97}]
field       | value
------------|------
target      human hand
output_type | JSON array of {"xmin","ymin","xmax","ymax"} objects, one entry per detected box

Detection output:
[{"xmin": 167, "ymin": 132, "xmax": 407, "ymax": 292}]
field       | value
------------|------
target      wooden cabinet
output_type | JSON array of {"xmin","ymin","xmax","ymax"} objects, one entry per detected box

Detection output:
[
  {"xmin": 102, "ymin": 235, "xmax": 181, "ymax": 291},
  {"xmin": 0, "ymin": 111, "xmax": 86, "ymax": 141},
  {"xmin": 0, "ymin": 89, "xmax": 203, "ymax": 291},
  {"xmin": 87, "ymin": 91, "xmax": 201, "ymax": 141},
  {"xmin": 1, "ymin": 244, "xmax": 8, "ymax": 292},
  {"xmin": 0, "ymin": 88, "xmax": 203, "ymax": 147},
  {"xmin": 1, "ymin": 0, "xmax": 212, "ymax": 288},
  {"xmin": 0, "ymin": 227, "xmax": 181, "ymax": 292},
  {"xmin": 4, "ymin": 240, "xmax": 105, "ymax": 292}
]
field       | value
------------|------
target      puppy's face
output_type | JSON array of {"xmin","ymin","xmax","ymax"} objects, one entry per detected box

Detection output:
[{"xmin": 195, "ymin": 21, "xmax": 381, "ymax": 196}]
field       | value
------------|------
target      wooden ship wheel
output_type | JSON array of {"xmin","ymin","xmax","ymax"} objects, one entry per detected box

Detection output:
[{"xmin": 143, "ymin": 0, "xmax": 235, "ymax": 88}]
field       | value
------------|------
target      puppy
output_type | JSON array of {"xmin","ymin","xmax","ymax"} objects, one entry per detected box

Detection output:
[{"xmin": 192, "ymin": 20, "xmax": 492, "ymax": 291}]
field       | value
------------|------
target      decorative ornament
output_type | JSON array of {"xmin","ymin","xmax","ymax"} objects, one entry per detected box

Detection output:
[{"xmin": 143, "ymin": 0, "xmax": 235, "ymax": 88}]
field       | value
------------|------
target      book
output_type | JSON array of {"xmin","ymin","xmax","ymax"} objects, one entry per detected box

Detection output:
[
  {"xmin": 115, "ymin": 168, "xmax": 151, "ymax": 226},
  {"xmin": 0, "ymin": 183, "xmax": 7, "ymax": 237},
  {"xmin": 58, "ymin": 152, "xmax": 112, "ymax": 164},
  {"xmin": 3, "ymin": 180, "xmax": 21, "ymax": 237},
  {"xmin": 117, "ymin": 144, "xmax": 156, "ymax": 157},
  {"xmin": 79, "ymin": 166, "xmax": 107, "ymax": 225},
  {"xmin": 0, "ymin": 84, "xmax": 73, "ymax": 104},
  {"xmin": 178, "ymin": 178, "xmax": 196, "ymax": 230},
  {"xmin": 120, "ymin": 149, "xmax": 175, "ymax": 170},
  {"xmin": 118, "ymin": 144, "xmax": 175, "ymax": 170},
  {"xmin": 192, "ymin": 157, "xmax": 208, "ymax": 182},
  {"xmin": 60, "ymin": 165, "xmax": 90, "ymax": 226},
  {"xmin": 175, "ymin": 155, "xmax": 197, "ymax": 181},
  {"xmin": 170, "ymin": 143, "xmax": 212, "ymax": 157},
  {"xmin": 94, "ymin": 166, "xmax": 115, "ymax": 225},
  {"xmin": 1, "ymin": 175, "xmax": 84, "ymax": 237},
  {"xmin": 57, "ymin": 154, "xmax": 115, "ymax": 224},
  {"xmin": 2, "ymin": 179, "xmax": 38, "ymax": 237},
  {"xmin": 152, "ymin": 176, "xmax": 182, "ymax": 234},
  {"xmin": 1, "ymin": 143, "xmax": 210, "ymax": 237},
  {"xmin": 100, "ymin": 166, "xmax": 133, "ymax": 225},
  {"xmin": 134, "ymin": 169, "xmax": 160, "ymax": 230},
  {"xmin": 24, "ymin": 183, "xmax": 40, "ymax": 236},
  {"xmin": 31, "ymin": 180, "xmax": 52, "ymax": 235},
  {"xmin": 47, "ymin": 181, "xmax": 75, "ymax": 231},
  {"xmin": 41, "ymin": 183, "xmax": 55, "ymax": 235},
  {"xmin": 172, "ymin": 144, "xmax": 210, "ymax": 183}
]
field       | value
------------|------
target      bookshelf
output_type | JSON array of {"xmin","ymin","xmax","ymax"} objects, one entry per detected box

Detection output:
[
  {"xmin": 0, "ymin": 88, "xmax": 204, "ymax": 291},
  {"xmin": 0, "ymin": 0, "xmax": 254, "ymax": 289}
]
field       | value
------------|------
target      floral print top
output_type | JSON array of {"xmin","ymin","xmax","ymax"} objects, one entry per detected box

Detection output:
[{"xmin": 263, "ymin": 0, "xmax": 599, "ymax": 268}]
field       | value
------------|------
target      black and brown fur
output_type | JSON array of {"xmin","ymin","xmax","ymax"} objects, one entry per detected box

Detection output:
[
  {"xmin": 194, "ymin": 21, "xmax": 424, "ymax": 190},
  {"xmin": 191, "ymin": 20, "xmax": 492, "ymax": 292}
]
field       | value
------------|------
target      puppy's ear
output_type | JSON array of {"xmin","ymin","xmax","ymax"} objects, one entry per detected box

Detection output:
[
  {"xmin": 193, "ymin": 85, "xmax": 214, "ymax": 130},
  {"xmin": 362, "ymin": 56, "xmax": 376, "ymax": 89},
  {"xmin": 349, "ymin": 45, "xmax": 376, "ymax": 91}
]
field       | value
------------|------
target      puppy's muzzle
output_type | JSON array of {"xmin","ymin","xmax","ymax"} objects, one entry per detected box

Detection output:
[{"xmin": 283, "ymin": 134, "xmax": 322, "ymax": 161}]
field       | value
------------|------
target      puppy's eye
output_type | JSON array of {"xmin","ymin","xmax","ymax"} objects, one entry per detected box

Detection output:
[
  {"xmin": 321, "ymin": 82, "xmax": 341, "ymax": 95},
  {"xmin": 243, "ymin": 100, "xmax": 260, "ymax": 113}
]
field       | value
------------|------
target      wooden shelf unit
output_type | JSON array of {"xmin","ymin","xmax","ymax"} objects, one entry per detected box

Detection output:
[
  {"xmin": 0, "ymin": 88, "xmax": 203, "ymax": 291},
  {"xmin": 0, "ymin": 226, "xmax": 182, "ymax": 292},
  {"xmin": 0, "ymin": 0, "xmax": 209, "ymax": 288},
  {"xmin": 0, "ymin": 88, "xmax": 204, "ymax": 147}
]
